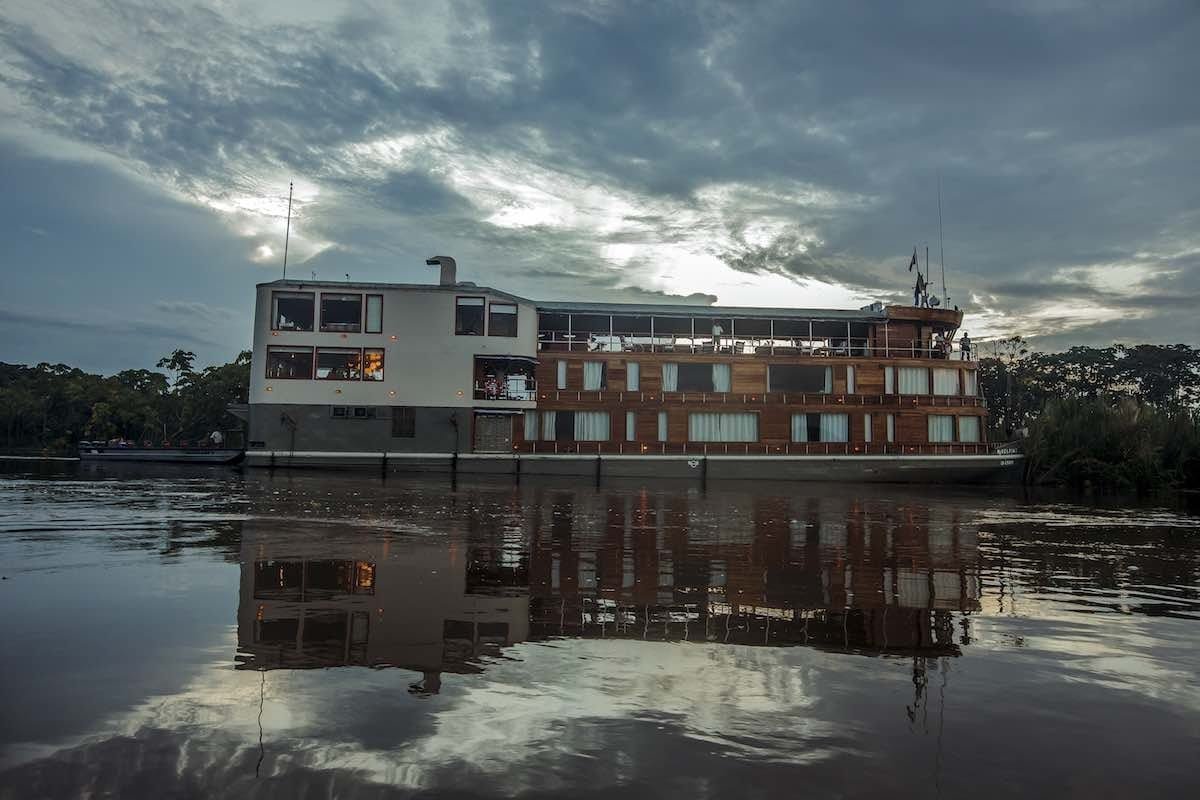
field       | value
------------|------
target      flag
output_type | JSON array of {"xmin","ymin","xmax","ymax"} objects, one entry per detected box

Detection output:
[{"xmin": 908, "ymin": 248, "xmax": 918, "ymax": 272}]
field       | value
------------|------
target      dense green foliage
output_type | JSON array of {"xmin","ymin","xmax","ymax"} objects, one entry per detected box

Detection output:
[
  {"xmin": 977, "ymin": 339, "xmax": 1200, "ymax": 491},
  {"xmin": 0, "ymin": 350, "xmax": 251, "ymax": 454}
]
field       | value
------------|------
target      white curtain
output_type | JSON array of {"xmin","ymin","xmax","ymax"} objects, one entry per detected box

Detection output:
[
  {"xmin": 689, "ymin": 413, "xmax": 758, "ymax": 442},
  {"xmin": 583, "ymin": 361, "xmax": 605, "ymax": 390},
  {"xmin": 823, "ymin": 366, "xmax": 833, "ymax": 393},
  {"xmin": 885, "ymin": 366, "xmax": 895, "ymax": 394},
  {"xmin": 820, "ymin": 413, "xmax": 848, "ymax": 442},
  {"xmin": 964, "ymin": 369, "xmax": 978, "ymax": 396},
  {"xmin": 626, "ymin": 411, "xmax": 636, "ymax": 441},
  {"xmin": 791, "ymin": 413, "xmax": 808, "ymax": 442},
  {"xmin": 662, "ymin": 363, "xmax": 678, "ymax": 391},
  {"xmin": 928, "ymin": 415, "xmax": 954, "ymax": 443},
  {"xmin": 958, "ymin": 416, "xmax": 981, "ymax": 442},
  {"xmin": 898, "ymin": 367, "xmax": 929, "ymax": 395},
  {"xmin": 575, "ymin": 411, "xmax": 610, "ymax": 441},
  {"xmin": 627, "ymin": 361, "xmax": 640, "ymax": 391},
  {"xmin": 712, "ymin": 363, "xmax": 731, "ymax": 392},
  {"xmin": 864, "ymin": 413, "xmax": 872, "ymax": 443},
  {"xmin": 932, "ymin": 368, "xmax": 959, "ymax": 396},
  {"xmin": 886, "ymin": 414, "xmax": 895, "ymax": 443},
  {"xmin": 657, "ymin": 411, "xmax": 668, "ymax": 442},
  {"xmin": 556, "ymin": 361, "xmax": 567, "ymax": 389},
  {"xmin": 846, "ymin": 365, "xmax": 856, "ymax": 394},
  {"xmin": 524, "ymin": 411, "xmax": 538, "ymax": 440},
  {"xmin": 541, "ymin": 411, "xmax": 556, "ymax": 440}
]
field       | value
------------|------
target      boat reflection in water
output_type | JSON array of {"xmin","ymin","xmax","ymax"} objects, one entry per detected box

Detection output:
[{"xmin": 236, "ymin": 487, "xmax": 981, "ymax": 690}]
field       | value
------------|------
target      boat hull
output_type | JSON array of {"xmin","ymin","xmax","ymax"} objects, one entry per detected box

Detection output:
[{"xmin": 78, "ymin": 448, "xmax": 245, "ymax": 465}]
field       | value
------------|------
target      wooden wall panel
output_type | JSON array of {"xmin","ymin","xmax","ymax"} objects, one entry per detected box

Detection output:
[
  {"xmin": 832, "ymin": 365, "xmax": 847, "ymax": 395},
  {"xmin": 897, "ymin": 413, "xmax": 926, "ymax": 443},
  {"xmin": 856, "ymin": 366, "xmax": 886, "ymax": 394},
  {"xmin": 636, "ymin": 411, "xmax": 660, "ymax": 442},
  {"xmin": 760, "ymin": 407, "xmax": 790, "ymax": 442},
  {"xmin": 731, "ymin": 362, "xmax": 766, "ymax": 393},
  {"xmin": 607, "ymin": 362, "xmax": 626, "ymax": 392},
  {"xmin": 667, "ymin": 409, "xmax": 688, "ymax": 442},
  {"xmin": 565, "ymin": 361, "xmax": 583, "ymax": 391}
]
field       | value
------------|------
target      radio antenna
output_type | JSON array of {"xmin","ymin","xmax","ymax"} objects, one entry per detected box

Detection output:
[
  {"xmin": 281, "ymin": 181, "xmax": 293, "ymax": 281},
  {"xmin": 938, "ymin": 175, "xmax": 947, "ymax": 306}
]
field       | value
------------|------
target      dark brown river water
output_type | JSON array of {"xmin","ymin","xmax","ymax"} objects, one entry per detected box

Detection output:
[{"xmin": 1, "ymin": 461, "xmax": 1198, "ymax": 799}]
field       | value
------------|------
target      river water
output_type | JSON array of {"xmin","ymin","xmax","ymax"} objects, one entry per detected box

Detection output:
[{"xmin": 0, "ymin": 462, "xmax": 1197, "ymax": 799}]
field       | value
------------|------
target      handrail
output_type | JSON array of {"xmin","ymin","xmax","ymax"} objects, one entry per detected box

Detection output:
[
  {"xmin": 534, "ymin": 390, "xmax": 985, "ymax": 406},
  {"xmin": 536, "ymin": 332, "xmax": 973, "ymax": 360},
  {"xmin": 515, "ymin": 441, "xmax": 1012, "ymax": 456},
  {"xmin": 474, "ymin": 378, "xmax": 537, "ymax": 401}
]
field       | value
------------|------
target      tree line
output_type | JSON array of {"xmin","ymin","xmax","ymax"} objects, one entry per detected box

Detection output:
[{"xmin": 0, "ymin": 349, "xmax": 250, "ymax": 453}]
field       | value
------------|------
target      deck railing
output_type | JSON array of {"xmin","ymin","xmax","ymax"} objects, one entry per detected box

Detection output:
[
  {"xmin": 537, "ymin": 333, "xmax": 973, "ymax": 361},
  {"xmin": 474, "ymin": 378, "xmax": 537, "ymax": 401},
  {"xmin": 514, "ymin": 441, "xmax": 1014, "ymax": 456},
  {"xmin": 534, "ymin": 390, "xmax": 986, "ymax": 407}
]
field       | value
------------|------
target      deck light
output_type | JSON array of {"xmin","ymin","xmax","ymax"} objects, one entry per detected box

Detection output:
[
  {"xmin": 265, "ymin": 386, "xmax": 272, "ymax": 392},
  {"xmin": 456, "ymin": 390, "xmax": 464, "ymax": 397},
  {"xmin": 388, "ymin": 390, "xmax": 397, "ymax": 397},
  {"xmin": 335, "ymin": 388, "xmax": 343, "ymax": 394},
  {"xmin": 390, "ymin": 335, "xmax": 398, "ymax": 341}
]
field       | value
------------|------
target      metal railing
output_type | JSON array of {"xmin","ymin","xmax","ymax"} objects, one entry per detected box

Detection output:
[
  {"xmin": 537, "ymin": 333, "xmax": 972, "ymax": 360},
  {"xmin": 533, "ymin": 390, "xmax": 985, "ymax": 407},
  {"xmin": 514, "ymin": 441, "xmax": 1011, "ymax": 456},
  {"xmin": 474, "ymin": 378, "xmax": 537, "ymax": 401}
]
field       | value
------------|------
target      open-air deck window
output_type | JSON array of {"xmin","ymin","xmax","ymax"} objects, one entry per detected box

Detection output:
[
  {"xmin": 363, "ymin": 348, "xmax": 385, "ymax": 381},
  {"xmin": 265, "ymin": 346, "xmax": 313, "ymax": 379},
  {"xmin": 320, "ymin": 293, "xmax": 363, "ymax": 332},
  {"xmin": 688, "ymin": 412, "xmax": 758, "ymax": 442},
  {"xmin": 272, "ymin": 292, "xmax": 315, "ymax": 331},
  {"xmin": 791, "ymin": 413, "xmax": 848, "ymax": 442},
  {"xmin": 365, "ymin": 295, "xmax": 383, "ymax": 334},
  {"xmin": 769, "ymin": 365, "xmax": 832, "ymax": 393},
  {"xmin": 316, "ymin": 348, "xmax": 362, "ymax": 380},
  {"xmin": 488, "ymin": 303, "xmax": 518, "ymax": 337},
  {"xmin": 456, "ymin": 297, "xmax": 485, "ymax": 335}
]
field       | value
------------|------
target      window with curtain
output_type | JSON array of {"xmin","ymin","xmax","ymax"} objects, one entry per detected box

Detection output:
[
  {"xmin": 712, "ymin": 364, "xmax": 732, "ymax": 392},
  {"xmin": 820, "ymin": 413, "xmax": 848, "ymax": 442},
  {"xmin": 928, "ymin": 415, "xmax": 954, "ymax": 443},
  {"xmin": 583, "ymin": 361, "xmax": 607, "ymax": 390},
  {"xmin": 885, "ymin": 366, "xmax": 895, "ymax": 394},
  {"xmin": 574, "ymin": 411, "xmax": 611, "ymax": 441},
  {"xmin": 626, "ymin": 411, "xmax": 636, "ymax": 441},
  {"xmin": 886, "ymin": 414, "xmax": 895, "ymax": 442},
  {"xmin": 791, "ymin": 414, "xmax": 809, "ymax": 442},
  {"xmin": 541, "ymin": 411, "xmax": 557, "ymax": 440},
  {"xmin": 932, "ymin": 368, "xmax": 959, "ymax": 396},
  {"xmin": 524, "ymin": 411, "xmax": 538, "ymax": 440},
  {"xmin": 556, "ymin": 361, "xmax": 567, "ymax": 389},
  {"xmin": 769, "ymin": 365, "xmax": 831, "ymax": 392},
  {"xmin": 626, "ymin": 361, "xmax": 640, "ymax": 391},
  {"xmin": 662, "ymin": 363, "xmax": 679, "ymax": 392},
  {"xmin": 846, "ymin": 365, "xmax": 856, "ymax": 394},
  {"xmin": 958, "ymin": 416, "xmax": 981, "ymax": 442},
  {"xmin": 657, "ymin": 411, "xmax": 668, "ymax": 442},
  {"xmin": 790, "ymin": 413, "xmax": 847, "ymax": 442},
  {"xmin": 688, "ymin": 413, "xmax": 758, "ymax": 442},
  {"xmin": 964, "ymin": 369, "xmax": 978, "ymax": 396},
  {"xmin": 898, "ymin": 367, "xmax": 929, "ymax": 395},
  {"xmin": 864, "ymin": 413, "xmax": 872, "ymax": 443}
]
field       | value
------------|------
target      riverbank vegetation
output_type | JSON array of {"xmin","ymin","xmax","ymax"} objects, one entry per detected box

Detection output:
[{"xmin": 978, "ymin": 340, "xmax": 1200, "ymax": 491}]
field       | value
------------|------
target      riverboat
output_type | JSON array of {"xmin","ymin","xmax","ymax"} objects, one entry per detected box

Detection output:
[
  {"xmin": 77, "ymin": 442, "xmax": 245, "ymax": 464},
  {"xmin": 242, "ymin": 257, "xmax": 1019, "ymax": 482}
]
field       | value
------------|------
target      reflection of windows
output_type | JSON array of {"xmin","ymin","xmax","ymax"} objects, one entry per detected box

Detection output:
[
  {"xmin": 365, "ymin": 295, "xmax": 383, "ymax": 333},
  {"xmin": 272, "ymin": 292, "xmax": 314, "ymax": 331},
  {"xmin": 769, "ymin": 365, "xmax": 831, "ymax": 392},
  {"xmin": 456, "ymin": 297, "xmax": 485, "ymax": 335},
  {"xmin": 256, "ymin": 617, "xmax": 299, "ymax": 644},
  {"xmin": 316, "ymin": 348, "xmax": 362, "ymax": 380},
  {"xmin": 363, "ymin": 348, "xmax": 385, "ymax": 381},
  {"xmin": 392, "ymin": 407, "xmax": 415, "ymax": 437},
  {"xmin": 320, "ymin": 293, "xmax": 362, "ymax": 332},
  {"xmin": 254, "ymin": 560, "xmax": 303, "ymax": 600},
  {"xmin": 265, "ymin": 346, "xmax": 313, "ymax": 379},
  {"xmin": 488, "ymin": 303, "xmax": 518, "ymax": 337}
]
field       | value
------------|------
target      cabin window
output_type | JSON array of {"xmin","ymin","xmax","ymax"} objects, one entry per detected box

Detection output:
[
  {"xmin": 556, "ymin": 360, "xmax": 567, "ymax": 389},
  {"xmin": 626, "ymin": 411, "xmax": 636, "ymax": 441},
  {"xmin": 928, "ymin": 415, "xmax": 955, "ymax": 443},
  {"xmin": 365, "ymin": 295, "xmax": 383, "ymax": 333},
  {"xmin": 320, "ymin": 294, "xmax": 362, "ymax": 332},
  {"xmin": 790, "ymin": 413, "xmax": 848, "ymax": 442},
  {"xmin": 331, "ymin": 406, "xmax": 376, "ymax": 420},
  {"xmin": 769, "ymin": 365, "xmax": 831, "ymax": 393},
  {"xmin": 488, "ymin": 303, "xmax": 518, "ymax": 337},
  {"xmin": 657, "ymin": 411, "xmax": 668, "ymax": 442},
  {"xmin": 362, "ymin": 348, "xmax": 385, "ymax": 381},
  {"xmin": 846, "ymin": 365, "xmax": 856, "ymax": 394},
  {"xmin": 265, "ymin": 346, "xmax": 313, "ymax": 379},
  {"xmin": 688, "ymin": 413, "xmax": 758, "ymax": 442},
  {"xmin": 583, "ymin": 361, "xmax": 607, "ymax": 390},
  {"xmin": 315, "ymin": 348, "xmax": 362, "ymax": 380},
  {"xmin": 455, "ymin": 297, "xmax": 485, "ymax": 335},
  {"xmin": 524, "ymin": 411, "xmax": 538, "ymax": 440},
  {"xmin": 958, "ymin": 416, "xmax": 981, "ymax": 442},
  {"xmin": 933, "ymin": 368, "xmax": 959, "ymax": 396},
  {"xmin": 712, "ymin": 364, "xmax": 732, "ymax": 392},
  {"xmin": 886, "ymin": 414, "xmax": 895, "ymax": 443},
  {"xmin": 626, "ymin": 361, "xmax": 640, "ymax": 391},
  {"xmin": 898, "ymin": 367, "xmax": 929, "ymax": 395},
  {"xmin": 662, "ymin": 363, "xmax": 678, "ymax": 391},
  {"xmin": 539, "ymin": 410, "xmax": 609, "ymax": 441},
  {"xmin": 677, "ymin": 363, "xmax": 713, "ymax": 392},
  {"xmin": 392, "ymin": 407, "xmax": 415, "ymax": 438},
  {"xmin": 272, "ymin": 292, "xmax": 314, "ymax": 331},
  {"xmin": 964, "ymin": 369, "xmax": 979, "ymax": 396},
  {"xmin": 864, "ymin": 413, "xmax": 873, "ymax": 443},
  {"xmin": 884, "ymin": 366, "xmax": 895, "ymax": 394}
]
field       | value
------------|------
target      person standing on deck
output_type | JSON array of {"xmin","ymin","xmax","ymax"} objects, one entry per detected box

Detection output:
[{"xmin": 960, "ymin": 332, "xmax": 972, "ymax": 361}]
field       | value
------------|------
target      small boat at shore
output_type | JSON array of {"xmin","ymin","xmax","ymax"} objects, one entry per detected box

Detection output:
[{"xmin": 77, "ymin": 442, "xmax": 245, "ymax": 465}]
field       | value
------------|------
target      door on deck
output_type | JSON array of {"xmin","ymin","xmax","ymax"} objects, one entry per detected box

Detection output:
[{"xmin": 473, "ymin": 413, "xmax": 513, "ymax": 453}]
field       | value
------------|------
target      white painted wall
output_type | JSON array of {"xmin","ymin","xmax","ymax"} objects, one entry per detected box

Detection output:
[{"xmin": 249, "ymin": 281, "xmax": 538, "ymax": 407}]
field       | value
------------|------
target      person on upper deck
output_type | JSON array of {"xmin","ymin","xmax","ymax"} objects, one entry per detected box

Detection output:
[{"xmin": 960, "ymin": 332, "xmax": 972, "ymax": 360}]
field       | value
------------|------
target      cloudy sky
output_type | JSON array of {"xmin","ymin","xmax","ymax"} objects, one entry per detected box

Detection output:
[{"xmin": 1, "ymin": 0, "xmax": 1197, "ymax": 372}]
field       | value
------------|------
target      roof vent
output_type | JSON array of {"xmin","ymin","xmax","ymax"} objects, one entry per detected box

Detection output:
[{"xmin": 425, "ymin": 256, "xmax": 457, "ymax": 286}]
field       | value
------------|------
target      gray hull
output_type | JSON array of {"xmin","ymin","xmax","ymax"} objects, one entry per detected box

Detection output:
[{"xmin": 79, "ymin": 448, "xmax": 245, "ymax": 465}]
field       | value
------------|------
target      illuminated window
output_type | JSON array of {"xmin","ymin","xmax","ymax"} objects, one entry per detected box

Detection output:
[
  {"xmin": 315, "ymin": 348, "xmax": 362, "ymax": 380},
  {"xmin": 265, "ymin": 346, "xmax": 313, "ymax": 379},
  {"xmin": 363, "ymin": 348, "xmax": 385, "ymax": 381}
]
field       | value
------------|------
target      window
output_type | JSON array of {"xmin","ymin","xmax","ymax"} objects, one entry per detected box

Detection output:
[
  {"xmin": 272, "ymin": 292, "xmax": 314, "ymax": 331},
  {"xmin": 657, "ymin": 411, "xmax": 668, "ymax": 442},
  {"xmin": 523, "ymin": 411, "xmax": 538, "ymax": 440},
  {"xmin": 539, "ymin": 410, "xmax": 610, "ymax": 441},
  {"xmin": 677, "ymin": 363, "xmax": 714, "ymax": 392},
  {"xmin": 712, "ymin": 364, "xmax": 731, "ymax": 393},
  {"xmin": 864, "ymin": 413, "xmax": 872, "ymax": 443},
  {"xmin": 363, "ymin": 348, "xmax": 385, "ymax": 381},
  {"xmin": 583, "ymin": 361, "xmax": 607, "ymax": 390},
  {"xmin": 316, "ymin": 348, "xmax": 362, "ymax": 380},
  {"xmin": 365, "ymin": 295, "xmax": 383, "ymax": 333},
  {"xmin": 456, "ymin": 297, "xmax": 485, "ymax": 335},
  {"xmin": 331, "ymin": 406, "xmax": 376, "ymax": 419},
  {"xmin": 556, "ymin": 360, "xmax": 567, "ymax": 389},
  {"xmin": 933, "ymin": 368, "xmax": 959, "ymax": 396},
  {"xmin": 846, "ymin": 365, "xmax": 856, "ymax": 394},
  {"xmin": 885, "ymin": 366, "xmax": 895, "ymax": 395},
  {"xmin": 898, "ymin": 367, "xmax": 929, "ymax": 395},
  {"xmin": 626, "ymin": 411, "xmax": 636, "ymax": 441},
  {"xmin": 320, "ymin": 294, "xmax": 362, "ymax": 332},
  {"xmin": 488, "ymin": 303, "xmax": 518, "ymax": 337},
  {"xmin": 688, "ymin": 413, "xmax": 758, "ymax": 442},
  {"xmin": 265, "ymin": 346, "xmax": 313, "ymax": 379},
  {"xmin": 392, "ymin": 407, "xmax": 415, "ymax": 438},
  {"xmin": 627, "ymin": 362, "xmax": 640, "ymax": 391},
  {"xmin": 886, "ymin": 414, "xmax": 895, "ymax": 443},
  {"xmin": 958, "ymin": 416, "xmax": 981, "ymax": 442},
  {"xmin": 769, "ymin": 365, "xmax": 831, "ymax": 393},
  {"xmin": 964, "ymin": 369, "xmax": 979, "ymax": 396},
  {"xmin": 662, "ymin": 363, "xmax": 678, "ymax": 391},
  {"xmin": 790, "ymin": 413, "xmax": 847, "ymax": 442},
  {"xmin": 928, "ymin": 415, "xmax": 954, "ymax": 443}
]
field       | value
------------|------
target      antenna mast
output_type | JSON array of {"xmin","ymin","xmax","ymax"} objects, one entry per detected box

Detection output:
[
  {"xmin": 281, "ymin": 181, "xmax": 293, "ymax": 281},
  {"xmin": 937, "ymin": 175, "xmax": 947, "ymax": 305}
]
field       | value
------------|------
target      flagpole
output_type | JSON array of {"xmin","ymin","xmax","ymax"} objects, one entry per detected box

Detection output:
[{"xmin": 282, "ymin": 181, "xmax": 293, "ymax": 281}]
